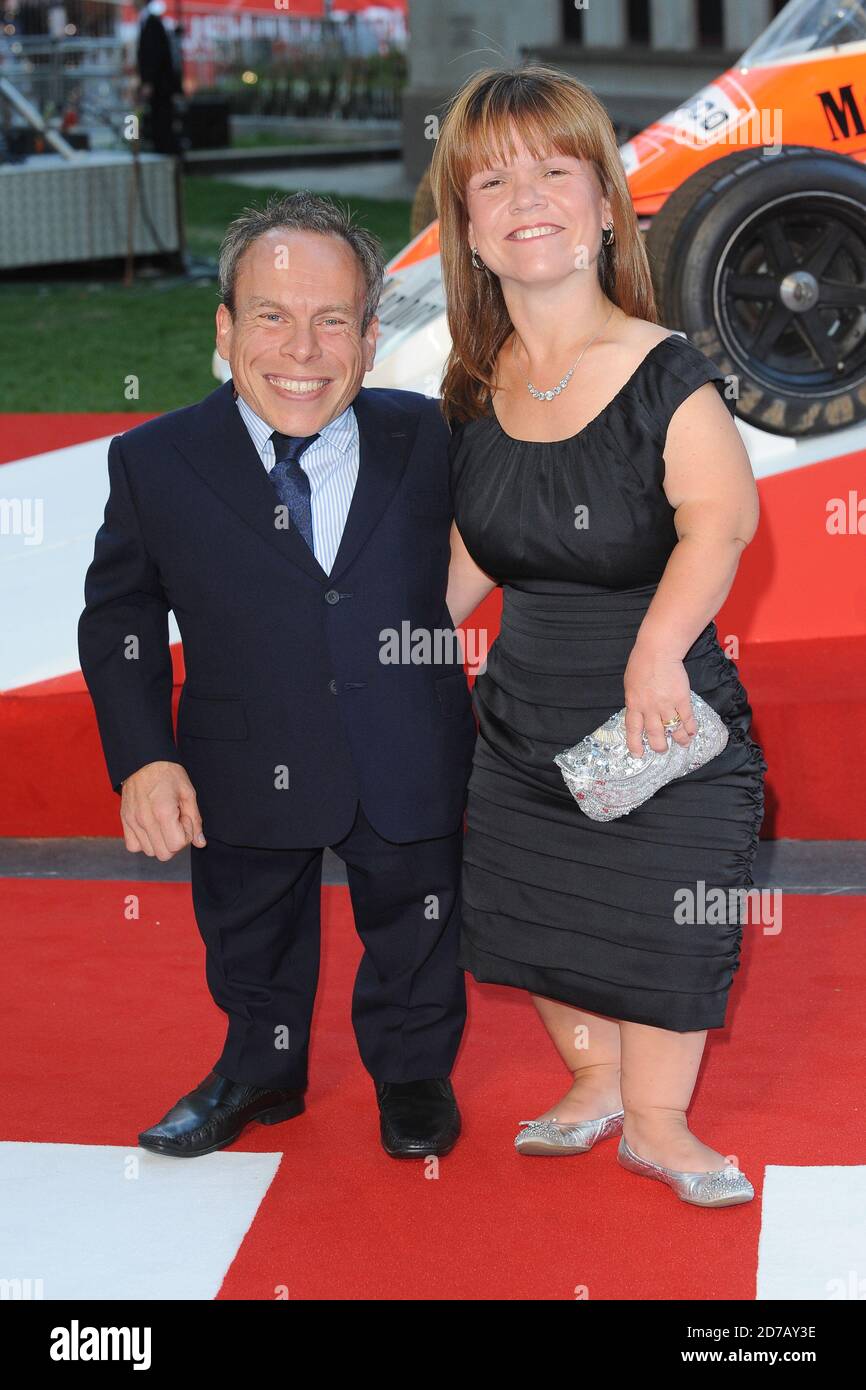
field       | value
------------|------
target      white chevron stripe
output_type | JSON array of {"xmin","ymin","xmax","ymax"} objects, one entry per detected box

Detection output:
[
  {"xmin": 757, "ymin": 1164, "xmax": 866, "ymax": 1299},
  {"xmin": 0, "ymin": 1141, "xmax": 281, "ymax": 1300}
]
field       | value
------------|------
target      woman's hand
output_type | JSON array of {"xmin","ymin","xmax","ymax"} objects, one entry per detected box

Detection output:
[{"xmin": 623, "ymin": 642, "xmax": 697, "ymax": 757}]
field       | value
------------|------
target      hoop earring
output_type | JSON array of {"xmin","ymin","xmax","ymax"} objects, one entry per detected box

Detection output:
[
  {"xmin": 601, "ymin": 224, "xmax": 615, "ymax": 247},
  {"xmin": 470, "ymin": 246, "xmax": 487, "ymax": 270}
]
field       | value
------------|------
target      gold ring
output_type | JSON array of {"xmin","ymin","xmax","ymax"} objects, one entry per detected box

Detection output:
[{"xmin": 662, "ymin": 711, "xmax": 681, "ymax": 730}]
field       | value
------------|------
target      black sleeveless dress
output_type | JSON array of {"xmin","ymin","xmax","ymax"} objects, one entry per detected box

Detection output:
[{"xmin": 449, "ymin": 333, "xmax": 767, "ymax": 1032}]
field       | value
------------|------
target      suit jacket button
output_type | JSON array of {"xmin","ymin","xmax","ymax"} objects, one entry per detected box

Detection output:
[
  {"xmin": 328, "ymin": 679, "xmax": 338, "ymax": 695},
  {"xmin": 325, "ymin": 589, "xmax": 340, "ymax": 604}
]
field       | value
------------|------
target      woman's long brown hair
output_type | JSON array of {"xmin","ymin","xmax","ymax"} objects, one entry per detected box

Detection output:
[{"xmin": 429, "ymin": 63, "xmax": 658, "ymax": 426}]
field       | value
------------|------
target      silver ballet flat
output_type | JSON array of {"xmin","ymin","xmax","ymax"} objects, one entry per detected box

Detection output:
[
  {"xmin": 617, "ymin": 1135, "xmax": 755, "ymax": 1207},
  {"xmin": 514, "ymin": 1109, "xmax": 624, "ymax": 1155}
]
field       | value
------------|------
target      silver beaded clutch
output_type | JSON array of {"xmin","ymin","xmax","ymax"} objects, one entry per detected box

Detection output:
[{"xmin": 553, "ymin": 691, "xmax": 728, "ymax": 821}]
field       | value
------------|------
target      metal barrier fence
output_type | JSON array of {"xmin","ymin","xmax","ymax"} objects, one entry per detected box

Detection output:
[
  {"xmin": 0, "ymin": 36, "xmax": 131, "ymax": 132},
  {"xmin": 0, "ymin": 25, "xmax": 406, "ymax": 135}
]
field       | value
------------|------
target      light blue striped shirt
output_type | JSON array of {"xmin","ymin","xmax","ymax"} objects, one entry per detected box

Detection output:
[{"xmin": 235, "ymin": 389, "xmax": 359, "ymax": 575}]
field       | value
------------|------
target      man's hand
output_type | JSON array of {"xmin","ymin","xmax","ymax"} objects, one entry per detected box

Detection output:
[{"xmin": 120, "ymin": 761, "xmax": 206, "ymax": 860}]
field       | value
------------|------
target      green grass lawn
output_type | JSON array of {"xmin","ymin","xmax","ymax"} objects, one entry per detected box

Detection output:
[
  {"xmin": 230, "ymin": 132, "xmax": 337, "ymax": 148},
  {"xmin": 0, "ymin": 177, "xmax": 412, "ymax": 414}
]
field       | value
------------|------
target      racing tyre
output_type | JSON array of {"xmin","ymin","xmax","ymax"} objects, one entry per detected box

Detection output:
[{"xmin": 645, "ymin": 146, "xmax": 866, "ymax": 437}]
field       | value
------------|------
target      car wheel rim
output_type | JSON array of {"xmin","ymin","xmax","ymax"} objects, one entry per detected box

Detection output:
[{"xmin": 713, "ymin": 191, "xmax": 866, "ymax": 399}]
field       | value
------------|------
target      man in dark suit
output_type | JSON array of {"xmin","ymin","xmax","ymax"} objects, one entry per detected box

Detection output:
[
  {"xmin": 78, "ymin": 191, "xmax": 476, "ymax": 1159},
  {"xmin": 134, "ymin": 0, "xmax": 182, "ymax": 155}
]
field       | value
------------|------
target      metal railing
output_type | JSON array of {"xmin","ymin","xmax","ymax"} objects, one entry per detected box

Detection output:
[
  {"xmin": 0, "ymin": 36, "xmax": 132, "ymax": 136},
  {"xmin": 0, "ymin": 26, "xmax": 406, "ymax": 137}
]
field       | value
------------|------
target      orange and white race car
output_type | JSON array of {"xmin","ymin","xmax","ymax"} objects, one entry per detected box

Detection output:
[{"xmin": 363, "ymin": 0, "xmax": 866, "ymax": 440}]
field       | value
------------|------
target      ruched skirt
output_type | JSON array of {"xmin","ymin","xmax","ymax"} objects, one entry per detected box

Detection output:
[{"xmin": 458, "ymin": 582, "xmax": 767, "ymax": 1032}]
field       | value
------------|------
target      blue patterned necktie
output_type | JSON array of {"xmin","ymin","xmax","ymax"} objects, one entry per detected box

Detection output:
[{"xmin": 268, "ymin": 431, "xmax": 320, "ymax": 552}]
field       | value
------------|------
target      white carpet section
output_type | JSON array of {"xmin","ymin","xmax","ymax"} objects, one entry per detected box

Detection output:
[
  {"xmin": 0, "ymin": 1142, "xmax": 282, "ymax": 1300},
  {"xmin": 757, "ymin": 1165, "xmax": 866, "ymax": 1300},
  {"xmin": 0, "ymin": 439, "xmax": 181, "ymax": 691}
]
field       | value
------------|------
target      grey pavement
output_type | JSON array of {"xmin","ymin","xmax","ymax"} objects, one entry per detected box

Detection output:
[
  {"xmin": 0, "ymin": 838, "xmax": 348, "ymax": 885},
  {"xmin": 222, "ymin": 159, "xmax": 419, "ymax": 201},
  {"xmin": 1, "ymin": 838, "xmax": 864, "ymax": 892}
]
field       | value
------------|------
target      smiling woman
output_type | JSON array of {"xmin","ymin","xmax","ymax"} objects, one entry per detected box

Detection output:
[
  {"xmin": 431, "ymin": 62, "xmax": 766, "ymax": 1205},
  {"xmin": 430, "ymin": 64, "xmax": 655, "ymax": 425}
]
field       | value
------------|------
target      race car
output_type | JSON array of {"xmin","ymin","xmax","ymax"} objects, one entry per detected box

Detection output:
[{"xmin": 364, "ymin": 0, "xmax": 866, "ymax": 440}]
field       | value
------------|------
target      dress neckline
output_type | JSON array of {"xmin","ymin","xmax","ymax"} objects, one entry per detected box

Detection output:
[{"xmin": 486, "ymin": 332, "xmax": 684, "ymax": 445}]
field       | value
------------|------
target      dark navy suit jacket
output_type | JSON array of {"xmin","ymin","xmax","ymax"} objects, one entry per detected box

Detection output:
[{"xmin": 78, "ymin": 380, "xmax": 476, "ymax": 847}]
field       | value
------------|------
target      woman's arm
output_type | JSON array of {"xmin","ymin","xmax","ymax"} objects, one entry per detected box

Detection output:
[
  {"xmin": 624, "ymin": 381, "xmax": 760, "ymax": 757},
  {"xmin": 446, "ymin": 522, "xmax": 498, "ymax": 626}
]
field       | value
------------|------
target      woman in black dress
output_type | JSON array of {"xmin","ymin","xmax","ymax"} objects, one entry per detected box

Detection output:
[{"xmin": 430, "ymin": 66, "xmax": 767, "ymax": 1207}]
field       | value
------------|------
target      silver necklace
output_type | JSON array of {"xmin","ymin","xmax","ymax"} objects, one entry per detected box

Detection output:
[{"xmin": 513, "ymin": 304, "xmax": 615, "ymax": 402}]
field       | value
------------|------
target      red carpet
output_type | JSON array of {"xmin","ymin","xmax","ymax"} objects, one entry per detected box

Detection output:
[
  {"xmin": 2, "ymin": 877, "xmax": 863, "ymax": 1300},
  {"xmin": 0, "ymin": 413, "xmax": 155, "ymax": 466}
]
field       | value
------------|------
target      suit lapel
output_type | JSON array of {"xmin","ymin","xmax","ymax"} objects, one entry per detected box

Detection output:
[
  {"xmin": 328, "ymin": 386, "xmax": 417, "ymax": 584},
  {"xmin": 171, "ymin": 379, "xmax": 329, "ymax": 584},
  {"xmin": 171, "ymin": 381, "xmax": 418, "ymax": 585}
]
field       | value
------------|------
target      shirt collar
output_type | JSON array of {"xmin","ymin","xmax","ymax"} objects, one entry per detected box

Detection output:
[{"xmin": 233, "ymin": 384, "xmax": 355, "ymax": 453}]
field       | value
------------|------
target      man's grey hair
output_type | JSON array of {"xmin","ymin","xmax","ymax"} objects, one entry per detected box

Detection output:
[{"xmin": 218, "ymin": 190, "xmax": 386, "ymax": 333}]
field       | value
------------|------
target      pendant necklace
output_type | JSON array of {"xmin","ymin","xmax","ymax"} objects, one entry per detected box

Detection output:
[{"xmin": 514, "ymin": 303, "xmax": 615, "ymax": 402}]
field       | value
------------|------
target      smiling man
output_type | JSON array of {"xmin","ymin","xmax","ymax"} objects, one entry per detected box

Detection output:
[
  {"xmin": 217, "ymin": 224, "xmax": 376, "ymax": 434},
  {"xmin": 78, "ymin": 192, "xmax": 476, "ymax": 1160}
]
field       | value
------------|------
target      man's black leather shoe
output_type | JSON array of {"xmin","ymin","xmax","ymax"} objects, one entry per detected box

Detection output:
[
  {"xmin": 138, "ymin": 1069, "xmax": 305, "ymax": 1157},
  {"xmin": 375, "ymin": 1077, "xmax": 461, "ymax": 1158}
]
